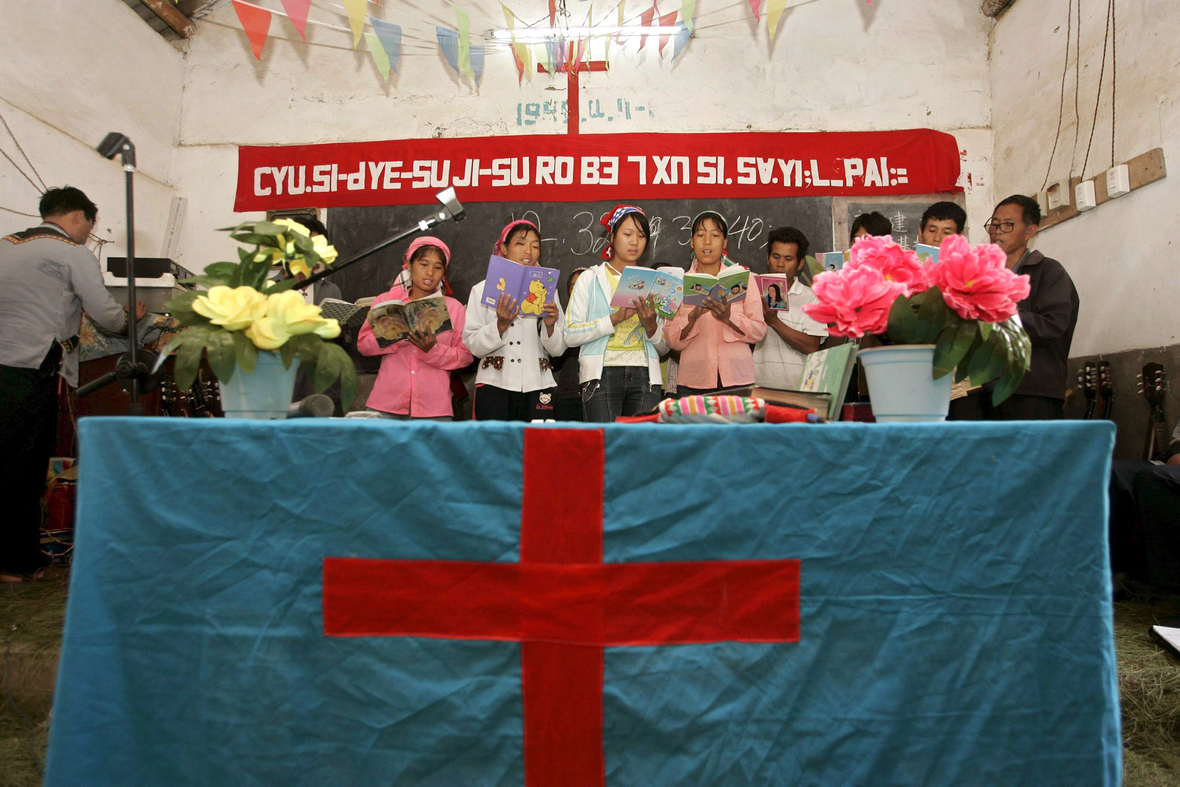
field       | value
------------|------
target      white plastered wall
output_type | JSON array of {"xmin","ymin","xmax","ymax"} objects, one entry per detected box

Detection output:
[
  {"xmin": 0, "ymin": 0, "xmax": 184, "ymax": 260},
  {"xmin": 990, "ymin": 0, "xmax": 1179, "ymax": 356},
  {"xmin": 174, "ymin": 0, "xmax": 997, "ymax": 269}
]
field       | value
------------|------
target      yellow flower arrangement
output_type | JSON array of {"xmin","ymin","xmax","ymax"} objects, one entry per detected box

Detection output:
[{"xmin": 164, "ymin": 219, "xmax": 356, "ymax": 407}]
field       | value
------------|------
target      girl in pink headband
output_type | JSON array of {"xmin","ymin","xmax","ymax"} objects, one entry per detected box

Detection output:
[
  {"xmin": 356, "ymin": 236, "xmax": 472, "ymax": 420},
  {"xmin": 463, "ymin": 219, "xmax": 567, "ymax": 421}
]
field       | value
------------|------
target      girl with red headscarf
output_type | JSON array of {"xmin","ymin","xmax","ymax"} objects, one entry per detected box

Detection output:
[
  {"xmin": 357, "ymin": 237, "xmax": 472, "ymax": 420},
  {"xmin": 463, "ymin": 219, "xmax": 566, "ymax": 421}
]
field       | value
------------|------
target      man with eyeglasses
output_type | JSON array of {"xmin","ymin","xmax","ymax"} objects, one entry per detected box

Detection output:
[{"xmin": 952, "ymin": 195, "xmax": 1079, "ymax": 420}]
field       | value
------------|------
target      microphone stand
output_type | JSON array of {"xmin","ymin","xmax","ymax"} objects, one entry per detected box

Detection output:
[
  {"xmin": 77, "ymin": 133, "xmax": 157, "ymax": 412},
  {"xmin": 294, "ymin": 187, "xmax": 465, "ymax": 292}
]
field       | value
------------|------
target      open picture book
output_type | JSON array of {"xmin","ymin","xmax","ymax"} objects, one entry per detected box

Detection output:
[{"xmin": 366, "ymin": 295, "xmax": 452, "ymax": 348}]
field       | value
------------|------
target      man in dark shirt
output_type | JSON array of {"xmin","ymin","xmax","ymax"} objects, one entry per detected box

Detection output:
[{"xmin": 951, "ymin": 195, "xmax": 1080, "ymax": 420}]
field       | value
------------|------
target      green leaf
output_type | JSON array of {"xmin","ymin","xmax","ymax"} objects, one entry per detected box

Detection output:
[
  {"xmin": 204, "ymin": 329, "xmax": 236, "ymax": 383},
  {"xmin": 165, "ymin": 290, "xmax": 201, "ymax": 314},
  {"xmin": 314, "ymin": 342, "xmax": 342, "ymax": 392},
  {"xmin": 992, "ymin": 361, "xmax": 1024, "ymax": 405},
  {"xmin": 978, "ymin": 321, "xmax": 993, "ymax": 342},
  {"xmin": 263, "ymin": 277, "xmax": 299, "ymax": 294},
  {"xmin": 253, "ymin": 221, "xmax": 288, "ymax": 236},
  {"xmin": 204, "ymin": 262, "xmax": 240, "ymax": 280},
  {"xmin": 217, "ymin": 222, "xmax": 257, "ymax": 233},
  {"xmin": 186, "ymin": 274, "xmax": 233, "ymax": 288},
  {"xmin": 932, "ymin": 319, "xmax": 976, "ymax": 379},
  {"xmin": 887, "ymin": 294, "xmax": 921, "ymax": 345},
  {"xmin": 915, "ymin": 286, "xmax": 949, "ymax": 344},
  {"xmin": 336, "ymin": 346, "xmax": 358, "ymax": 409},
  {"xmin": 231, "ymin": 331, "xmax": 259, "ymax": 374},
  {"xmin": 279, "ymin": 339, "xmax": 298, "ymax": 369},
  {"xmin": 173, "ymin": 329, "xmax": 209, "ymax": 392}
]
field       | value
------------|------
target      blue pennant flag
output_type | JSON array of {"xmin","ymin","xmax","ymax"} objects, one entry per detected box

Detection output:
[
  {"xmin": 370, "ymin": 18, "xmax": 402, "ymax": 73},
  {"xmin": 436, "ymin": 27, "xmax": 460, "ymax": 75},
  {"xmin": 470, "ymin": 45, "xmax": 485, "ymax": 86},
  {"xmin": 672, "ymin": 22, "xmax": 692, "ymax": 60}
]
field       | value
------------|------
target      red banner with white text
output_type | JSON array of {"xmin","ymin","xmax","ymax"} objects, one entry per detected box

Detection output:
[{"xmin": 235, "ymin": 129, "xmax": 961, "ymax": 211}]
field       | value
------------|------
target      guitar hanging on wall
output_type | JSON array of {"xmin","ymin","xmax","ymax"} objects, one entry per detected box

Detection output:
[
  {"xmin": 1138, "ymin": 363, "xmax": 1168, "ymax": 462},
  {"xmin": 1096, "ymin": 360, "xmax": 1114, "ymax": 420},
  {"xmin": 1078, "ymin": 361, "xmax": 1097, "ymax": 419}
]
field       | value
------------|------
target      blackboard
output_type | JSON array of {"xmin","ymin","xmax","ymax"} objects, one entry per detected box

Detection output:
[
  {"xmin": 835, "ymin": 195, "xmax": 967, "ymax": 252},
  {"xmin": 325, "ymin": 197, "xmax": 835, "ymax": 306}
]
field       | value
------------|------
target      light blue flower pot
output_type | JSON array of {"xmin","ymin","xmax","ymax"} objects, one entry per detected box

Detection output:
[
  {"xmin": 218, "ymin": 352, "xmax": 299, "ymax": 419},
  {"xmin": 858, "ymin": 344, "xmax": 952, "ymax": 423}
]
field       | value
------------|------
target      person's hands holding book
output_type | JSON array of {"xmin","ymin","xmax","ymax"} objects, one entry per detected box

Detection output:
[
  {"xmin": 542, "ymin": 301, "xmax": 559, "ymax": 336},
  {"xmin": 496, "ymin": 294, "xmax": 520, "ymax": 336},
  {"xmin": 408, "ymin": 329, "xmax": 437, "ymax": 353},
  {"xmin": 632, "ymin": 295, "xmax": 658, "ymax": 337},
  {"xmin": 704, "ymin": 294, "xmax": 744, "ymax": 336}
]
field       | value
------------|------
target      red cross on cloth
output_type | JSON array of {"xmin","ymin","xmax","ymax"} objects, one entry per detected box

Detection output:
[{"xmin": 323, "ymin": 428, "xmax": 800, "ymax": 785}]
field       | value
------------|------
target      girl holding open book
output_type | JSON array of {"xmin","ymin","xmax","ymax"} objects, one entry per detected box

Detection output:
[
  {"xmin": 665, "ymin": 211, "xmax": 766, "ymax": 396},
  {"xmin": 463, "ymin": 219, "xmax": 566, "ymax": 421},
  {"xmin": 565, "ymin": 205, "xmax": 667, "ymax": 422},
  {"xmin": 357, "ymin": 237, "xmax": 472, "ymax": 420}
]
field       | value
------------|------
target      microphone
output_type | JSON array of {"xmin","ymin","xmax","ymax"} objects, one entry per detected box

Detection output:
[{"xmin": 288, "ymin": 394, "xmax": 335, "ymax": 419}]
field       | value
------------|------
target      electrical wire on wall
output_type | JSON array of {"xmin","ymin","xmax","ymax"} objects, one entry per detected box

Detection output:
[{"xmin": 1080, "ymin": 0, "xmax": 1116, "ymax": 178}]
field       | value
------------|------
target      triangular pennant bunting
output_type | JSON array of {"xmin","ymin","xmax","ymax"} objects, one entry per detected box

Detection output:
[
  {"xmin": 672, "ymin": 20, "xmax": 691, "ymax": 59},
  {"xmin": 638, "ymin": 5, "xmax": 656, "ymax": 51},
  {"xmin": 364, "ymin": 32, "xmax": 391, "ymax": 80},
  {"xmin": 502, "ymin": 4, "xmax": 526, "ymax": 83},
  {"xmin": 614, "ymin": 0, "xmax": 625, "ymax": 45},
  {"xmin": 766, "ymin": 0, "xmax": 787, "ymax": 43},
  {"xmin": 436, "ymin": 27, "xmax": 461, "ymax": 75},
  {"xmin": 370, "ymin": 18, "xmax": 402, "ymax": 73},
  {"xmin": 455, "ymin": 8, "xmax": 475, "ymax": 82},
  {"xmin": 658, "ymin": 10, "xmax": 677, "ymax": 55},
  {"xmin": 681, "ymin": 0, "xmax": 697, "ymax": 32},
  {"xmin": 342, "ymin": 0, "xmax": 366, "ymax": 47},
  {"xmin": 576, "ymin": 36, "xmax": 587, "ymax": 68},
  {"xmin": 537, "ymin": 42, "xmax": 553, "ymax": 74},
  {"xmin": 470, "ymin": 46, "xmax": 485, "ymax": 86},
  {"xmin": 232, "ymin": 0, "xmax": 272, "ymax": 60},
  {"xmin": 516, "ymin": 41, "xmax": 534, "ymax": 80},
  {"xmin": 549, "ymin": 0, "xmax": 557, "ymax": 25},
  {"xmin": 748, "ymin": 0, "xmax": 762, "ymax": 20},
  {"xmin": 279, "ymin": 0, "xmax": 311, "ymax": 41}
]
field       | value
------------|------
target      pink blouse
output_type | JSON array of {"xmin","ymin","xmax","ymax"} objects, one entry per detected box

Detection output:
[
  {"xmin": 357, "ymin": 286, "xmax": 473, "ymax": 418},
  {"xmin": 665, "ymin": 263, "xmax": 767, "ymax": 389}
]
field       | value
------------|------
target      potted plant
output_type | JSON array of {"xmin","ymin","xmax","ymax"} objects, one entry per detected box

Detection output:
[
  {"xmin": 162, "ymin": 219, "xmax": 357, "ymax": 418},
  {"xmin": 803, "ymin": 234, "xmax": 1032, "ymax": 422}
]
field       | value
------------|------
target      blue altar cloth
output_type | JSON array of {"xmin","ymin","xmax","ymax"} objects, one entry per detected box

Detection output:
[{"xmin": 46, "ymin": 419, "xmax": 1119, "ymax": 785}]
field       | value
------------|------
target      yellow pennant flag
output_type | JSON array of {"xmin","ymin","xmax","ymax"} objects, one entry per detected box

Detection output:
[
  {"xmin": 364, "ymin": 32, "xmax": 391, "ymax": 81},
  {"xmin": 503, "ymin": 3, "xmax": 532, "ymax": 83},
  {"xmin": 456, "ymin": 8, "xmax": 476, "ymax": 83},
  {"xmin": 342, "ymin": 0, "xmax": 366, "ymax": 47},
  {"xmin": 766, "ymin": 0, "xmax": 787, "ymax": 43},
  {"xmin": 682, "ymin": 0, "xmax": 698, "ymax": 32},
  {"xmin": 516, "ymin": 41, "xmax": 533, "ymax": 81}
]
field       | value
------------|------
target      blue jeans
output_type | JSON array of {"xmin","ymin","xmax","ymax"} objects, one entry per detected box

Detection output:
[{"xmin": 581, "ymin": 366, "xmax": 663, "ymax": 422}]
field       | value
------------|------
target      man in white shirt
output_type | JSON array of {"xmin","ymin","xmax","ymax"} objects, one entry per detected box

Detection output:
[{"xmin": 753, "ymin": 227, "xmax": 828, "ymax": 389}]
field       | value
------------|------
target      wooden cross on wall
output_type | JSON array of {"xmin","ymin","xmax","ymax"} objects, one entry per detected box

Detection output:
[{"xmin": 538, "ymin": 41, "xmax": 608, "ymax": 136}]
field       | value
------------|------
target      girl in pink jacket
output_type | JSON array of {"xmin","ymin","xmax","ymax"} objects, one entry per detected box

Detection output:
[{"xmin": 357, "ymin": 237, "xmax": 472, "ymax": 420}]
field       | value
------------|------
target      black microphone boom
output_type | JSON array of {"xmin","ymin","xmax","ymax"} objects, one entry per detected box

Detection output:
[{"xmin": 295, "ymin": 187, "xmax": 465, "ymax": 291}]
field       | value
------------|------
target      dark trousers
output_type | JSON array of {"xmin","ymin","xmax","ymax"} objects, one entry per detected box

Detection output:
[
  {"xmin": 1109, "ymin": 460, "xmax": 1180, "ymax": 591},
  {"xmin": 581, "ymin": 366, "xmax": 663, "ymax": 422},
  {"xmin": 675, "ymin": 385, "xmax": 725, "ymax": 398},
  {"xmin": 473, "ymin": 385, "xmax": 558, "ymax": 422},
  {"xmin": 1, "ymin": 360, "xmax": 58, "ymax": 574},
  {"xmin": 948, "ymin": 391, "xmax": 1064, "ymax": 421}
]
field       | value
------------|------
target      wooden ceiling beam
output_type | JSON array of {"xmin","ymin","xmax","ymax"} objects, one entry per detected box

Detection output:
[{"xmin": 141, "ymin": 0, "xmax": 196, "ymax": 39}]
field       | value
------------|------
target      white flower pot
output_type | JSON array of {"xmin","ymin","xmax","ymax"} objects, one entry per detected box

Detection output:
[
  {"xmin": 858, "ymin": 344, "xmax": 952, "ymax": 423},
  {"xmin": 218, "ymin": 352, "xmax": 299, "ymax": 419}
]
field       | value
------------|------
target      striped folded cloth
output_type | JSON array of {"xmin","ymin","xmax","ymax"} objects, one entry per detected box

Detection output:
[{"xmin": 657, "ymin": 395, "xmax": 766, "ymax": 424}]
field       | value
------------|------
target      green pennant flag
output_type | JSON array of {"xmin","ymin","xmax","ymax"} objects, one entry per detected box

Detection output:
[
  {"xmin": 455, "ymin": 7, "xmax": 476, "ymax": 83},
  {"xmin": 682, "ymin": 0, "xmax": 698, "ymax": 32},
  {"xmin": 364, "ymin": 32, "xmax": 391, "ymax": 81}
]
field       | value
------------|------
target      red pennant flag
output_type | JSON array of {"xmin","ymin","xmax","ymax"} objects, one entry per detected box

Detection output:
[
  {"xmin": 749, "ymin": 0, "xmax": 762, "ymax": 20},
  {"xmin": 638, "ymin": 5, "xmax": 656, "ymax": 51},
  {"xmin": 658, "ymin": 10, "xmax": 677, "ymax": 55},
  {"xmin": 232, "ymin": 0, "xmax": 272, "ymax": 60},
  {"xmin": 279, "ymin": 0, "xmax": 311, "ymax": 41},
  {"xmin": 549, "ymin": 0, "xmax": 556, "ymax": 26}
]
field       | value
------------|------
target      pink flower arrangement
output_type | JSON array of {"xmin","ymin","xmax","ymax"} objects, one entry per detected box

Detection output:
[
  {"xmin": 846, "ymin": 234, "xmax": 930, "ymax": 296},
  {"xmin": 805, "ymin": 263, "xmax": 904, "ymax": 338},
  {"xmin": 927, "ymin": 235, "xmax": 1030, "ymax": 322}
]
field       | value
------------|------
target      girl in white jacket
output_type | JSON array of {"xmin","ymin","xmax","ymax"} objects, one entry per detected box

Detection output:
[
  {"xmin": 463, "ymin": 220, "xmax": 566, "ymax": 420},
  {"xmin": 564, "ymin": 205, "xmax": 667, "ymax": 422}
]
